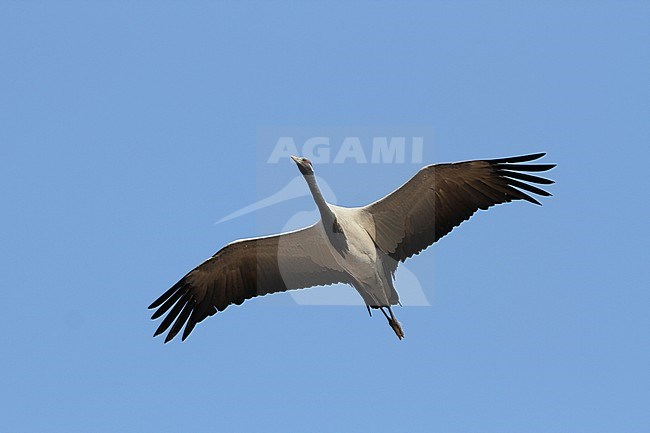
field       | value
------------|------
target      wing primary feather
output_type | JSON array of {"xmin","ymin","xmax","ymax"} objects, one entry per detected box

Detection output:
[
  {"xmin": 489, "ymin": 153, "xmax": 545, "ymax": 164},
  {"xmin": 498, "ymin": 169, "xmax": 555, "ymax": 185},
  {"xmin": 496, "ymin": 163, "xmax": 556, "ymax": 172},
  {"xmin": 148, "ymin": 281, "xmax": 183, "ymax": 309},
  {"xmin": 503, "ymin": 185, "xmax": 542, "ymax": 205},
  {"xmin": 165, "ymin": 298, "xmax": 195, "ymax": 343},
  {"xmin": 153, "ymin": 293, "xmax": 190, "ymax": 337},
  {"xmin": 182, "ymin": 307, "xmax": 204, "ymax": 341},
  {"xmin": 150, "ymin": 286, "xmax": 185, "ymax": 320},
  {"xmin": 506, "ymin": 178, "xmax": 552, "ymax": 197}
]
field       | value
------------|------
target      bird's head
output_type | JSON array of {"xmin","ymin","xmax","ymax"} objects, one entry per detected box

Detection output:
[{"xmin": 291, "ymin": 155, "xmax": 314, "ymax": 175}]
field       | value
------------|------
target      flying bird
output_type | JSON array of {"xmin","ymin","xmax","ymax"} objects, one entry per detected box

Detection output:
[{"xmin": 149, "ymin": 153, "xmax": 555, "ymax": 342}]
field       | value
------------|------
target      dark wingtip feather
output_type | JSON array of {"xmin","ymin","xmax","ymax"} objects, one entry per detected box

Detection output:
[
  {"xmin": 182, "ymin": 308, "xmax": 202, "ymax": 341},
  {"xmin": 489, "ymin": 153, "xmax": 556, "ymax": 206},
  {"xmin": 149, "ymin": 282, "xmax": 183, "ymax": 309},
  {"xmin": 154, "ymin": 321, "xmax": 168, "ymax": 338},
  {"xmin": 153, "ymin": 326, "xmax": 165, "ymax": 338},
  {"xmin": 497, "ymin": 163, "xmax": 556, "ymax": 172},
  {"xmin": 149, "ymin": 297, "xmax": 166, "ymax": 310},
  {"xmin": 165, "ymin": 300, "xmax": 195, "ymax": 343},
  {"xmin": 153, "ymin": 293, "xmax": 189, "ymax": 339},
  {"xmin": 150, "ymin": 288, "xmax": 185, "ymax": 320},
  {"xmin": 490, "ymin": 152, "xmax": 545, "ymax": 164},
  {"xmin": 506, "ymin": 185, "xmax": 542, "ymax": 205},
  {"xmin": 499, "ymin": 169, "xmax": 555, "ymax": 185},
  {"xmin": 507, "ymin": 178, "xmax": 552, "ymax": 197},
  {"xmin": 181, "ymin": 327, "xmax": 193, "ymax": 342}
]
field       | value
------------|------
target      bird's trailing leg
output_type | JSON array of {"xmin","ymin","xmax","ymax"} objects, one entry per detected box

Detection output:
[{"xmin": 380, "ymin": 306, "xmax": 404, "ymax": 340}]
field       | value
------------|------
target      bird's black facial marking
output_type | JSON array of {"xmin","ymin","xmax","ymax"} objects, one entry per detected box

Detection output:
[{"xmin": 296, "ymin": 158, "xmax": 314, "ymax": 175}]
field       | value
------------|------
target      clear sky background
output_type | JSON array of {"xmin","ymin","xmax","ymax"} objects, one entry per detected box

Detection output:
[{"xmin": 1, "ymin": 2, "xmax": 649, "ymax": 432}]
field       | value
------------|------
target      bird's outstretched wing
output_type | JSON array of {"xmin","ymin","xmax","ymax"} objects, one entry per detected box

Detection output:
[
  {"xmin": 362, "ymin": 153, "xmax": 555, "ymax": 262},
  {"xmin": 149, "ymin": 223, "xmax": 349, "ymax": 342}
]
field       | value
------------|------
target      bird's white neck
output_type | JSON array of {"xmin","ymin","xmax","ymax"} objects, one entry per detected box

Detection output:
[{"xmin": 304, "ymin": 174, "xmax": 336, "ymax": 225}]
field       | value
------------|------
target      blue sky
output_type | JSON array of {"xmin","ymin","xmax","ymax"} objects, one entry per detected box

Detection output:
[{"xmin": 1, "ymin": 1, "xmax": 649, "ymax": 432}]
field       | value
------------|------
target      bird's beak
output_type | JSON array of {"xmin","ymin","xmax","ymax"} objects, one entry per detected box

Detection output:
[{"xmin": 290, "ymin": 155, "xmax": 299, "ymax": 164}]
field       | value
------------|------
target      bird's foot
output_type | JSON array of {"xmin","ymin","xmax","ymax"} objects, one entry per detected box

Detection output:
[{"xmin": 388, "ymin": 317, "xmax": 404, "ymax": 340}]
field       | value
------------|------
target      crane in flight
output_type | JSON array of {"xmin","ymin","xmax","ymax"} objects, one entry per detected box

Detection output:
[{"xmin": 149, "ymin": 153, "xmax": 555, "ymax": 342}]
